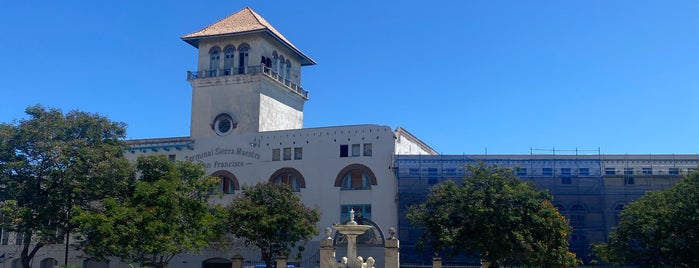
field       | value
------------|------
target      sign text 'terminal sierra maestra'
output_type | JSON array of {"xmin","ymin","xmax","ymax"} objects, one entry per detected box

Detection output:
[{"xmin": 186, "ymin": 147, "xmax": 260, "ymax": 168}]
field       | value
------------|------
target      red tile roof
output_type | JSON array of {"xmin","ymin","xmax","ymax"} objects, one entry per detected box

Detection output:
[{"xmin": 181, "ymin": 7, "xmax": 315, "ymax": 66}]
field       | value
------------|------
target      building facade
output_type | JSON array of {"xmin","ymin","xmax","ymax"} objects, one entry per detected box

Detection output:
[
  {"xmin": 395, "ymin": 153, "xmax": 699, "ymax": 264},
  {"xmin": 1, "ymin": 7, "xmax": 697, "ymax": 268}
]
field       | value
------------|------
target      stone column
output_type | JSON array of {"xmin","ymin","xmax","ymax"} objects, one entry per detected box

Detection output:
[
  {"xmin": 432, "ymin": 256, "xmax": 442, "ymax": 268},
  {"xmin": 231, "ymin": 248, "xmax": 244, "ymax": 268},
  {"xmin": 384, "ymin": 227, "xmax": 400, "ymax": 268},
  {"xmin": 275, "ymin": 255, "xmax": 288, "ymax": 268},
  {"xmin": 345, "ymin": 235, "xmax": 358, "ymax": 263},
  {"xmin": 320, "ymin": 228, "xmax": 336, "ymax": 268}
]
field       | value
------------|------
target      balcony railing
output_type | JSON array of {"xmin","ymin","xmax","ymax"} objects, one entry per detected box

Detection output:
[{"xmin": 186, "ymin": 65, "xmax": 308, "ymax": 98}]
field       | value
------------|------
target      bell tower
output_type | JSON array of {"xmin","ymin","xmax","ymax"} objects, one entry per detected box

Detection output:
[{"xmin": 181, "ymin": 7, "xmax": 316, "ymax": 139}]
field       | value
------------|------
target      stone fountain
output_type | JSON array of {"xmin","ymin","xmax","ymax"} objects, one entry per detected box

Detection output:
[{"xmin": 332, "ymin": 209, "xmax": 375, "ymax": 268}]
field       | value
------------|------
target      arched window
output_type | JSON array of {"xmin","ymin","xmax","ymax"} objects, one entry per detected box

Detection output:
[
  {"xmin": 272, "ymin": 51, "xmax": 279, "ymax": 74},
  {"xmin": 237, "ymin": 43, "xmax": 250, "ymax": 74},
  {"xmin": 40, "ymin": 258, "xmax": 58, "ymax": 268},
  {"xmin": 569, "ymin": 204, "xmax": 586, "ymax": 229},
  {"xmin": 334, "ymin": 164, "xmax": 378, "ymax": 190},
  {"xmin": 223, "ymin": 46, "xmax": 235, "ymax": 76},
  {"xmin": 209, "ymin": 47, "xmax": 221, "ymax": 77},
  {"xmin": 285, "ymin": 60, "xmax": 291, "ymax": 83},
  {"xmin": 554, "ymin": 204, "xmax": 566, "ymax": 216},
  {"xmin": 211, "ymin": 170, "xmax": 239, "ymax": 194},
  {"xmin": 269, "ymin": 167, "xmax": 306, "ymax": 192},
  {"xmin": 278, "ymin": 55, "xmax": 285, "ymax": 80}
]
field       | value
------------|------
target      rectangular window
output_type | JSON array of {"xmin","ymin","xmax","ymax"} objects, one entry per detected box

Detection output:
[
  {"xmin": 340, "ymin": 204, "xmax": 372, "ymax": 222},
  {"xmin": 569, "ymin": 215, "xmax": 585, "ymax": 229},
  {"xmin": 168, "ymin": 154, "xmax": 176, "ymax": 163},
  {"xmin": 351, "ymin": 144, "xmax": 360, "ymax": 157},
  {"xmin": 283, "ymin": 148, "xmax": 291, "ymax": 161},
  {"xmin": 561, "ymin": 168, "xmax": 571, "ymax": 177},
  {"xmin": 340, "ymin": 145, "xmax": 348, "ymax": 157},
  {"xmin": 363, "ymin": 143, "xmax": 372, "ymax": 156},
  {"xmin": 561, "ymin": 177, "xmax": 572, "ymax": 184},
  {"xmin": 409, "ymin": 168, "xmax": 419, "ymax": 175},
  {"xmin": 625, "ymin": 176, "xmax": 635, "ymax": 185},
  {"xmin": 642, "ymin": 168, "xmax": 652, "ymax": 175},
  {"xmin": 516, "ymin": 168, "xmax": 527, "ymax": 176},
  {"xmin": 624, "ymin": 168, "xmax": 634, "ymax": 175},
  {"xmin": 579, "ymin": 168, "xmax": 590, "ymax": 176},
  {"xmin": 605, "ymin": 168, "xmax": 616, "ymax": 175},
  {"xmin": 669, "ymin": 168, "xmax": 680, "ymax": 175},
  {"xmin": 571, "ymin": 231, "xmax": 587, "ymax": 241},
  {"xmin": 272, "ymin": 149, "xmax": 280, "ymax": 161},
  {"xmin": 542, "ymin": 168, "xmax": 553, "ymax": 176},
  {"xmin": 294, "ymin": 147, "xmax": 302, "ymax": 160},
  {"xmin": 445, "ymin": 168, "xmax": 456, "ymax": 176},
  {"xmin": 427, "ymin": 168, "xmax": 439, "ymax": 176},
  {"xmin": 427, "ymin": 168, "xmax": 439, "ymax": 184}
]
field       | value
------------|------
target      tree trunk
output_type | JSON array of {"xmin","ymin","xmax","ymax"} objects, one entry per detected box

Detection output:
[
  {"xmin": 64, "ymin": 226, "xmax": 70, "ymax": 266},
  {"xmin": 20, "ymin": 231, "xmax": 44, "ymax": 268},
  {"xmin": 262, "ymin": 250, "xmax": 273, "ymax": 268}
]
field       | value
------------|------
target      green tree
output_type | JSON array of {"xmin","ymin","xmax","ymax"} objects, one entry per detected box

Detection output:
[
  {"xmin": 73, "ymin": 155, "xmax": 220, "ymax": 268},
  {"xmin": 226, "ymin": 182, "xmax": 320, "ymax": 268},
  {"xmin": 593, "ymin": 171, "xmax": 699, "ymax": 267},
  {"xmin": 0, "ymin": 105, "xmax": 134, "ymax": 268},
  {"xmin": 407, "ymin": 163, "xmax": 577, "ymax": 267}
]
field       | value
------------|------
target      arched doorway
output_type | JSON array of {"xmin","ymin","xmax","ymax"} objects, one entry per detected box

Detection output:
[{"xmin": 202, "ymin": 257, "xmax": 231, "ymax": 268}]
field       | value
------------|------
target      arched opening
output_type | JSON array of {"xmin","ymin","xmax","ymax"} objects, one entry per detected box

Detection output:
[
  {"xmin": 272, "ymin": 51, "xmax": 279, "ymax": 74},
  {"xmin": 223, "ymin": 46, "xmax": 235, "ymax": 75},
  {"xmin": 211, "ymin": 170, "xmax": 240, "ymax": 194},
  {"xmin": 278, "ymin": 55, "xmax": 286, "ymax": 80},
  {"xmin": 334, "ymin": 164, "xmax": 377, "ymax": 190},
  {"xmin": 209, "ymin": 47, "xmax": 221, "ymax": 77},
  {"xmin": 333, "ymin": 215, "xmax": 386, "ymax": 247},
  {"xmin": 569, "ymin": 204, "xmax": 586, "ymax": 229},
  {"xmin": 203, "ymin": 257, "xmax": 231, "ymax": 268},
  {"xmin": 285, "ymin": 60, "xmax": 291, "ymax": 83},
  {"xmin": 269, "ymin": 167, "xmax": 306, "ymax": 192},
  {"xmin": 237, "ymin": 43, "xmax": 250, "ymax": 74},
  {"xmin": 40, "ymin": 258, "xmax": 58, "ymax": 268}
]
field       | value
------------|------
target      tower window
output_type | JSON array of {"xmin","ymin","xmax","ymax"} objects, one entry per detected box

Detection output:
[
  {"xmin": 213, "ymin": 113, "xmax": 236, "ymax": 136},
  {"xmin": 279, "ymin": 55, "xmax": 286, "ymax": 80},
  {"xmin": 285, "ymin": 60, "xmax": 291, "ymax": 82},
  {"xmin": 223, "ymin": 46, "xmax": 235, "ymax": 75},
  {"xmin": 238, "ymin": 44, "xmax": 250, "ymax": 74},
  {"xmin": 209, "ymin": 47, "xmax": 221, "ymax": 77}
]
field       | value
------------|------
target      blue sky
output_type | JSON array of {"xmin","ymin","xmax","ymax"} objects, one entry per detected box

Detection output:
[{"xmin": 1, "ymin": 1, "xmax": 698, "ymax": 155}]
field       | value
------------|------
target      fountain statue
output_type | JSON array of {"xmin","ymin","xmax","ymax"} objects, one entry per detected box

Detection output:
[{"xmin": 332, "ymin": 209, "xmax": 374, "ymax": 268}]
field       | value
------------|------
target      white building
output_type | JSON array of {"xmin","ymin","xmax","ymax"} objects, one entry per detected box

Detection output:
[
  {"xmin": 124, "ymin": 7, "xmax": 433, "ymax": 268},
  {"xmin": 2, "ymin": 7, "xmax": 697, "ymax": 268}
]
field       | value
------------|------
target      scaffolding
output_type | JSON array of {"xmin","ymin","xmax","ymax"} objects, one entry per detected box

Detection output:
[{"xmin": 394, "ymin": 151, "xmax": 699, "ymax": 265}]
